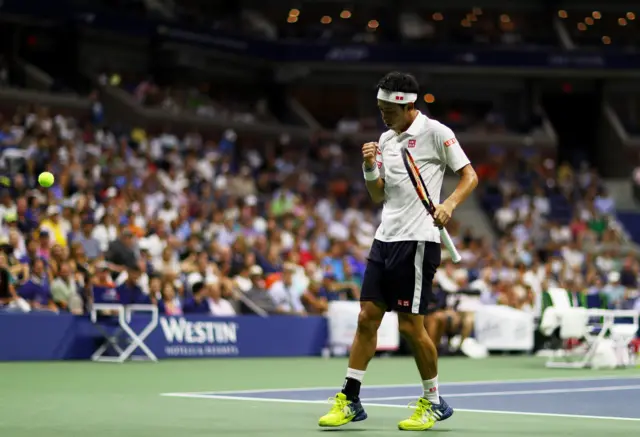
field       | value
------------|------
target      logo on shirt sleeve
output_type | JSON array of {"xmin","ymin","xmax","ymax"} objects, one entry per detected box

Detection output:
[
  {"xmin": 408, "ymin": 139, "xmax": 416, "ymax": 148},
  {"xmin": 444, "ymin": 138, "xmax": 457, "ymax": 147}
]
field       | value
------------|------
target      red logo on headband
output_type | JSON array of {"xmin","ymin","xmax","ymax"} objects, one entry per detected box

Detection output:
[
  {"xmin": 408, "ymin": 139, "xmax": 416, "ymax": 148},
  {"xmin": 395, "ymin": 96, "xmax": 404, "ymax": 101}
]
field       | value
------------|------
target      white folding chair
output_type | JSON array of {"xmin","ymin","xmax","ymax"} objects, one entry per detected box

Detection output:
[
  {"xmin": 90, "ymin": 303, "xmax": 159, "ymax": 363},
  {"xmin": 546, "ymin": 307, "xmax": 639, "ymax": 369}
]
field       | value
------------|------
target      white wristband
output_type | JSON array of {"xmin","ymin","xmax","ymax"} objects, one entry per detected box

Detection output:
[{"xmin": 363, "ymin": 163, "xmax": 380, "ymax": 181}]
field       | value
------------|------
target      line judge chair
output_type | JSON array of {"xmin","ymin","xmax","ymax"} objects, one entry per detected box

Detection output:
[
  {"xmin": 90, "ymin": 284, "xmax": 159, "ymax": 363},
  {"xmin": 542, "ymin": 288, "xmax": 639, "ymax": 368}
]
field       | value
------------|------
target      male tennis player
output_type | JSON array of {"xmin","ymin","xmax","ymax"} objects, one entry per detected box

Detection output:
[{"xmin": 318, "ymin": 72, "xmax": 478, "ymax": 431}]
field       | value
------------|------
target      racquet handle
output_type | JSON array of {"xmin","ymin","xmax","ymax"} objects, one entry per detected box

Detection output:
[{"xmin": 439, "ymin": 228, "xmax": 462, "ymax": 263}]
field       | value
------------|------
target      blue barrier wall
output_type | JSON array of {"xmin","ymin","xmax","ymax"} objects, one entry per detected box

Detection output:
[{"xmin": 0, "ymin": 313, "xmax": 328, "ymax": 361}]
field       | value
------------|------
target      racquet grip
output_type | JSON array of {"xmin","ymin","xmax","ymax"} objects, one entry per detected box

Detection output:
[{"xmin": 439, "ymin": 228, "xmax": 462, "ymax": 263}]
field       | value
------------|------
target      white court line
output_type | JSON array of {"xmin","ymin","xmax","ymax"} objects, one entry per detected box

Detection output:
[
  {"xmin": 364, "ymin": 384, "xmax": 640, "ymax": 401},
  {"xmin": 162, "ymin": 374, "xmax": 640, "ymax": 396},
  {"xmin": 160, "ymin": 392, "xmax": 640, "ymax": 422}
]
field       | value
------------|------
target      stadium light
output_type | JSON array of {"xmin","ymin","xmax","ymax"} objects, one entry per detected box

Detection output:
[
  {"xmin": 500, "ymin": 14, "xmax": 511, "ymax": 23},
  {"xmin": 558, "ymin": 10, "xmax": 568, "ymax": 19},
  {"xmin": 585, "ymin": 17, "xmax": 594, "ymax": 25},
  {"xmin": 321, "ymin": 15, "xmax": 332, "ymax": 24},
  {"xmin": 432, "ymin": 12, "xmax": 443, "ymax": 21},
  {"xmin": 602, "ymin": 36, "xmax": 611, "ymax": 44},
  {"xmin": 340, "ymin": 10, "xmax": 351, "ymax": 19},
  {"xmin": 619, "ymin": 18, "xmax": 628, "ymax": 26},
  {"xmin": 627, "ymin": 12, "xmax": 636, "ymax": 20},
  {"xmin": 577, "ymin": 22, "xmax": 587, "ymax": 31},
  {"xmin": 289, "ymin": 9, "xmax": 300, "ymax": 18},
  {"xmin": 424, "ymin": 94, "xmax": 435, "ymax": 103},
  {"xmin": 367, "ymin": 20, "xmax": 379, "ymax": 30},
  {"xmin": 592, "ymin": 11, "xmax": 601, "ymax": 19},
  {"xmin": 287, "ymin": 15, "xmax": 298, "ymax": 23}
]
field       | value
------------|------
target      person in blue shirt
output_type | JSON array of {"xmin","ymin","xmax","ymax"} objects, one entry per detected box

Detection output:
[
  {"xmin": 17, "ymin": 258, "xmax": 57, "ymax": 312},
  {"xmin": 322, "ymin": 243, "xmax": 346, "ymax": 282},
  {"xmin": 19, "ymin": 238, "xmax": 41, "ymax": 266},
  {"xmin": 115, "ymin": 265, "xmax": 151, "ymax": 305},
  {"xmin": 319, "ymin": 273, "xmax": 358, "ymax": 302},
  {"xmin": 182, "ymin": 281, "xmax": 210, "ymax": 314}
]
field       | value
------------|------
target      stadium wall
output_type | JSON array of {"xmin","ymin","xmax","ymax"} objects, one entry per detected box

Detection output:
[{"xmin": 0, "ymin": 313, "xmax": 328, "ymax": 361}]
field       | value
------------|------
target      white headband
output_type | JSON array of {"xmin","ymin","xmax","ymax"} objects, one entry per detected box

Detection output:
[{"xmin": 376, "ymin": 89, "xmax": 418, "ymax": 104}]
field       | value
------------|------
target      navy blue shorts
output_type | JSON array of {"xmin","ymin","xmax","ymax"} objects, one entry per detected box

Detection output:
[{"xmin": 360, "ymin": 240, "xmax": 441, "ymax": 315}]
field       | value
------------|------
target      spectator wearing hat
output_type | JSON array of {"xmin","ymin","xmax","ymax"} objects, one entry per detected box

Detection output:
[
  {"xmin": 241, "ymin": 265, "xmax": 278, "ymax": 314},
  {"xmin": 268, "ymin": 262, "xmax": 306, "ymax": 315},
  {"xmin": 36, "ymin": 230, "xmax": 51, "ymax": 260},
  {"xmin": 40, "ymin": 205, "xmax": 67, "ymax": 247},
  {"xmin": 603, "ymin": 271, "xmax": 626, "ymax": 309}
]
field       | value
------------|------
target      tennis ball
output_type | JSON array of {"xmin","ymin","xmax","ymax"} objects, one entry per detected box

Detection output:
[{"xmin": 38, "ymin": 172, "xmax": 55, "ymax": 188}]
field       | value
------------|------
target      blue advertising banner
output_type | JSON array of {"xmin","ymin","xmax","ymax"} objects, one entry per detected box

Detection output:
[
  {"xmin": 0, "ymin": 313, "xmax": 328, "ymax": 361},
  {"xmin": 150, "ymin": 315, "xmax": 327, "ymax": 358}
]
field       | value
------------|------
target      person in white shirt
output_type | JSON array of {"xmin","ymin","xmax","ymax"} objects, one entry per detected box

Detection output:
[
  {"xmin": 207, "ymin": 280, "xmax": 236, "ymax": 317},
  {"xmin": 268, "ymin": 262, "xmax": 306, "ymax": 315},
  {"xmin": 319, "ymin": 72, "xmax": 478, "ymax": 431}
]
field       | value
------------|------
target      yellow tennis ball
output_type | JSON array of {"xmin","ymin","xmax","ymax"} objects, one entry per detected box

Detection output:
[{"xmin": 38, "ymin": 172, "xmax": 55, "ymax": 188}]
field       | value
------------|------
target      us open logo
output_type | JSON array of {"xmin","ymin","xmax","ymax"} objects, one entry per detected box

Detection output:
[{"xmin": 408, "ymin": 139, "xmax": 416, "ymax": 148}]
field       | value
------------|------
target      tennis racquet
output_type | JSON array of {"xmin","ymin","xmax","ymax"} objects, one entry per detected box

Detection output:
[{"xmin": 400, "ymin": 147, "xmax": 462, "ymax": 263}]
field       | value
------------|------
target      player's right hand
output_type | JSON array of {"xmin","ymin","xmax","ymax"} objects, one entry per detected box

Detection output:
[{"xmin": 362, "ymin": 142, "xmax": 378, "ymax": 169}]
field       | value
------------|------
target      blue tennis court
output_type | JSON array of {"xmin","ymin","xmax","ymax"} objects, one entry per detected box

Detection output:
[{"xmin": 163, "ymin": 376, "xmax": 640, "ymax": 421}]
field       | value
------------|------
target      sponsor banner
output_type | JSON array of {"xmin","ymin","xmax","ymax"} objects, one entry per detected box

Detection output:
[
  {"xmin": 474, "ymin": 305, "xmax": 535, "ymax": 351},
  {"xmin": 149, "ymin": 315, "xmax": 326, "ymax": 358},
  {"xmin": 0, "ymin": 313, "xmax": 328, "ymax": 361},
  {"xmin": 326, "ymin": 301, "xmax": 400, "ymax": 351}
]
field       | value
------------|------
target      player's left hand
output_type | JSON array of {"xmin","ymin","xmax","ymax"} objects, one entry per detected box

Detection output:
[{"xmin": 433, "ymin": 200, "xmax": 455, "ymax": 228}]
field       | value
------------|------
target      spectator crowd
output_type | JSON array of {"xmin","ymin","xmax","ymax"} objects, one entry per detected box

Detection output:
[{"xmin": 0, "ymin": 104, "xmax": 639, "ymax": 356}]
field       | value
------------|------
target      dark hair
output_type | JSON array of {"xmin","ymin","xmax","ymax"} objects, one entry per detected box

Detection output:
[
  {"xmin": 377, "ymin": 71, "xmax": 420, "ymax": 95},
  {"xmin": 192, "ymin": 281, "xmax": 205, "ymax": 295}
]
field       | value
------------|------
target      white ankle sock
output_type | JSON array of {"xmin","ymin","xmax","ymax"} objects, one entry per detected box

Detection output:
[
  {"xmin": 346, "ymin": 368, "xmax": 366, "ymax": 382},
  {"xmin": 422, "ymin": 376, "xmax": 440, "ymax": 404}
]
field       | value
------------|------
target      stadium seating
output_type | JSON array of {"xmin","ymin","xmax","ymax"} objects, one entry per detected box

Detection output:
[{"xmin": 0, "ymin": 0, "xmax": 638, "ymax": 364}]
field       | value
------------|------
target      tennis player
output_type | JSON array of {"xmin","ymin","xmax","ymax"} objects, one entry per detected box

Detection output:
[{"xmin": 318, "ymin": 72, "xmax": 478, "ymax": 431}]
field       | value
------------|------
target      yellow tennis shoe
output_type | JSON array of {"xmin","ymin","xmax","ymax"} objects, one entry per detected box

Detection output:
[
  {"xmin": 398, "ymin": 398, "xmax": 437, "ymax": 431},
  {"xmin": 318, "ymin": 393, "xmax": 368, "ymax": 427}
]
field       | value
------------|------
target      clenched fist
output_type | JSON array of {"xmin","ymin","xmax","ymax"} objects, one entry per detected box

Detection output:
[{"xmin": 362, "ymin": 142, "xmax": 378, "ymax": 169}]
